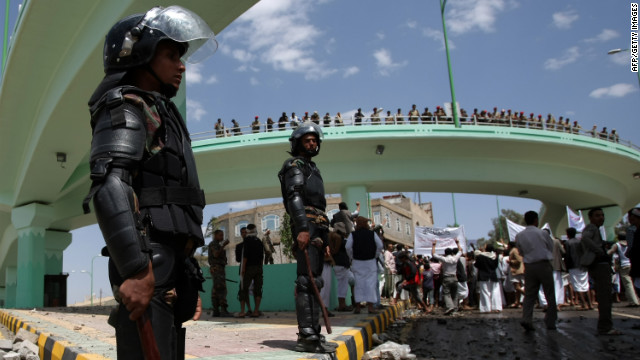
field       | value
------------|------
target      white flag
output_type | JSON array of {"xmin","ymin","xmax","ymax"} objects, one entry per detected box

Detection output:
[
  {"xmin": 506, "ymin": 218, "xmax": 525, "ymax": 243},
  {"xmin": 566, "ymin": 206, "xmax": 585, "ymax": 232}
]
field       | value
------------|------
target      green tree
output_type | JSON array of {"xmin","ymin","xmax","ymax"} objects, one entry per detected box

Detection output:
[
  {"xmin": 279, "ymin": 212, "xmax": 295, "ymax": 260},
  {"xmin": 487, "ymin": 209, "xmax": 524, "ymax": 247}
]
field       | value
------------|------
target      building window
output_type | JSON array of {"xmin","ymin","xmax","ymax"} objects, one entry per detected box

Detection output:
[
  {"xmin": 396, "ymin": 218, "xmax": 401, "ymax": 232},
  {"xmin": 262, "ymin": 214, "xmax": 280, "ymax": 232},
  {"xmin": 385, "ymin": 213, "xmax": 391, "ymax": 228},
  {"xmin": 327, "ymin": 209, "xmax": 340, "ymax": 222},
  {"xmin": 235, "ymin": 221, "xmax": 249, "ymax": 237},
  {"xmin": 405, "ymin": 222, "xmax": 411, "ymax": 235},
  {"xmin": 373, "ymin": 211, "xmax": 381, "ymax": 226}
]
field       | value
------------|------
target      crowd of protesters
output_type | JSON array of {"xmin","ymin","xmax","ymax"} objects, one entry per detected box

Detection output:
[
  {"xmin": 208, "ymin": 105, "xmax": 622, "ymax": 143},
  {"xmin": 327, "ymin": 206, "xmax": 640, "ymax": 335}
]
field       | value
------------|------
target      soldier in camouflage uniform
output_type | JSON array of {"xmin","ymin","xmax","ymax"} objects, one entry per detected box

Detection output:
[{"xmin": 208, "ymin": 230, "xmax": 230, "ymax": 317}]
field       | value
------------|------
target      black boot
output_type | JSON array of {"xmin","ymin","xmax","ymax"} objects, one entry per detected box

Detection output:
[
  {"xmin": 219, "ymin": 306, "xmax": 231, "ymax": 317},
  {"xmin": 294, "ymin": 330, "xmax": 337, "ymax": 353}
]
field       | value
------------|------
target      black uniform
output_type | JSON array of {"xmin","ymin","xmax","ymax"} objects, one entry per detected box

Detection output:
[
  {"xmin": 279, "ymin": 151, "xmax": 334, "ymax": 352},
  {"xmin": 86, "ymin": 86, "xmax": 205, "ymax": 360}
]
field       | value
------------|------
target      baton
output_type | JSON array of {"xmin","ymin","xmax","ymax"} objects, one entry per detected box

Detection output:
[
  {"xmin": 136, "ymin": 311, "xmax": 161, "ymax": 360},
  {"xmin": 225, "ymin": 278, "xmax": 239, "ymax": 283},
  {"xmin": 303, "ymin": 246, "xmax": 332, "ymax": 334}
]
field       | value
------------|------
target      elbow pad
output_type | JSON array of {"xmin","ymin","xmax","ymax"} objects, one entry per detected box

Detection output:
[
  {"xmin": 283, "ymin": 166, "xmax": 309, "ymax": 232},
  {"xmin": 93, "ymin": 171, "xmax": 150, "ymax": 279}
]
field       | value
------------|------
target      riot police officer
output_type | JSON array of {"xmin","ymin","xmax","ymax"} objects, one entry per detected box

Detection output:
[
  {"xmin": 83, "ymin": 6, "xmax": 217, "ymax": 359},
  {"xmin": 278, "ymin": 122, "xmax": 337, "ymax": 353}
]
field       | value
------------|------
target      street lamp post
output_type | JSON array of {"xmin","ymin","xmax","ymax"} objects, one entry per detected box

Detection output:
[
  {"xmin": 90, "ymin": 255, "xmax": 105, "ymax": 306},
  {"xmin": 451, "ymin": 193, "xmax": 459, "ymax": 226},
  {"xmin": 440, "ymin": 0, "xmax": 460, "ymax": 128},
  {"xmin": 496, "ymin": 196, "xmax": 504, "ymax": 241},
  {"xmin": 607, "ymin": 48, "xmax": 640, "ymax": 89}
]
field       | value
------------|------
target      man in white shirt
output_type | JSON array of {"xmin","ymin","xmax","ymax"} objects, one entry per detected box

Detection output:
[{"xmin": 431, "ymin": 239, "xmax": 463, "ymax": 315}]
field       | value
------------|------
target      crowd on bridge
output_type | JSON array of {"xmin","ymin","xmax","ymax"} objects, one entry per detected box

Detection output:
[{"xmin": 210, "ymin": 104, "xmax": 622, "ymax": 143}]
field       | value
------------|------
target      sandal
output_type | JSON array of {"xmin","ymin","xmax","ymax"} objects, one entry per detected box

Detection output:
[{"xmin": 234, "ymin": 312, "xmax": 246, "ymax": 318}]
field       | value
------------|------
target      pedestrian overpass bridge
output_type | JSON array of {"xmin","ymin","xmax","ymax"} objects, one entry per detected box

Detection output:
[{"xmin": 1, "ymin": 0, "xmax": 640, "ymax": 308}]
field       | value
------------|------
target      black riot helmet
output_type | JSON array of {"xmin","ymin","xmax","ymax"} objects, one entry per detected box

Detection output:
[
  {"xmin": 289, "ymin": 121, "xmax": 324, "ymax": 157},
  {"xmin": 89, "ymin": 6, "xmax": 217, "ymax": 104}
]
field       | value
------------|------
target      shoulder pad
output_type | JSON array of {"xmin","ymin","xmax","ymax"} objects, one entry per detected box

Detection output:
[{"xmin": 89, "ymin": 100, "xmax": 146, "ymax": 164}]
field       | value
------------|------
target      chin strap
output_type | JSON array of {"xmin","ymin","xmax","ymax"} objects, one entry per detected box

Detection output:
[{"xmin": 145, "ymin": 64, "xmax": 178, "ymax": 98}]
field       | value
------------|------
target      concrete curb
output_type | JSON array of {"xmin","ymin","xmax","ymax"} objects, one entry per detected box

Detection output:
[
  {"xmin": 303, "ymin": 301, "xmax": 408, "ymax": 360},
  {"xmin": 0, "ymin": 310, "xmax": 108, "ymax": 360}
]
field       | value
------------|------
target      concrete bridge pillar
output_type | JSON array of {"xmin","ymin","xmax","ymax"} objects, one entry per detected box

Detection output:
[
  {"xmin": 601, "ymin": 206, "xmax": 622, "ymax": 242},
  {"xmin": 340, "ymin": 185, "xmax": 370, "ymax": 221},
  {"xmin": 45, "ymin": 230, "xmax": 72, "ymax": 275},
  {"xmin": 539, "ymin": 203, "xmax": 567, "ymax": 237},
  {"xmin": 4, "ymin": 267, "xmax": 16, "ymax": 308},
  {"xmin": 11, "ymin": 203, "xmax": 55, "ymax": 308}
]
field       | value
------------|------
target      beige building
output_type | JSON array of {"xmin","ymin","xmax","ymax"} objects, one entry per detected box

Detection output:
[{"xmin": 207, "ymin": 195, "xmax": 433, "ymax": 265}]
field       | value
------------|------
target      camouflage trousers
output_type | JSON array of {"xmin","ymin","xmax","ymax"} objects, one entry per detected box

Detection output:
[{"xmin": 211, "ymin": 264, "xmax": 228, "ymax": 309}]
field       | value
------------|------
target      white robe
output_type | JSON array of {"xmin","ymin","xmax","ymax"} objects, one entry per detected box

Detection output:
[{"xmin": 346, "ymin": 231, "xmax": 383, "ymax": 303}]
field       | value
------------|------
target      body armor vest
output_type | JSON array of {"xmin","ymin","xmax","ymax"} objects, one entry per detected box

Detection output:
[
  {"xmin": 279, "ymin": 156, "xmax": 326, "ymax": 213},
  {"xmin": 89, "ymin": 86, "xmax": 205, "ymax": 247}
]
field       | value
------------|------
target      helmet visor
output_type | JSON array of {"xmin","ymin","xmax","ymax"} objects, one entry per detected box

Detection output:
[{"xmin": 141, "ymin": 6, "xmax": 218, "ymax": 63}]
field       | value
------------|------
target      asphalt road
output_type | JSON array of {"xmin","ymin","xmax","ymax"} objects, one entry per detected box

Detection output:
[{"xmin": 387, "ymin": 303, "xmax": 640, "ymax": 360}]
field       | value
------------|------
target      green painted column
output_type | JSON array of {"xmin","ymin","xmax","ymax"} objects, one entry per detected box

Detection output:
[
  {"xmin": 539, "ymin": 202, "xmax": 566, "ymax": 237},
  {"xmin": 11, "ymin": 203, "xmax": 55, "ymax": 308},
  {"xmin": 4, "ymin": 267, "xmax": 16, "ymax": 308},
  {"xmin": 45, "ymin": 230, "xmax": 72, "ymax": 275},
  {"xmin": 341, "ymin": 185, "xmax": 369, "ymax": 221},
  {"xmin": 601, "ymin": 206, "xmax": 622, "ymax": 242}
]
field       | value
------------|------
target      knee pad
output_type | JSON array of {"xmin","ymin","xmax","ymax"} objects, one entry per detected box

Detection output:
[
  {"xmin": 151, "ymin": 243, "xmax": 176, "ymax": 291},
  {"xmin": 296, "ymin": 275, "xmax": 323, "ymax": 293}
]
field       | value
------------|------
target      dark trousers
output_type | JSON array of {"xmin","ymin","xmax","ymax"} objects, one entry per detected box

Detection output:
[
  {"xmin": 110, "ymin": 242, "xmax": 181, "ymax": 360},
  {"xmin": 522, "ymin": 261, "xmax": 557, "ymax": 328},
  {"xmin": 589, "ymin": 262, "xmax": 613, "ymax": 333}
]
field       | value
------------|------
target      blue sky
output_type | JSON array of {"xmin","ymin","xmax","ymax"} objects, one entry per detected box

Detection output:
[{"xmin": 4, "ymin": 1, "xmax": 639, "ymax": 304}]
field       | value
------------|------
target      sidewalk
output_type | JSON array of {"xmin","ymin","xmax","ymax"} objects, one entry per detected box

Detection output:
[{"xmin": 0, "ymin": 302, "xmax": 408, "ymax": 360}]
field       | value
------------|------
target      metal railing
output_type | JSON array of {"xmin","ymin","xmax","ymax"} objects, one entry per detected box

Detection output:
[{"xmin": 191, "ymin": 115, "xmax": 638, "ymax": 151}]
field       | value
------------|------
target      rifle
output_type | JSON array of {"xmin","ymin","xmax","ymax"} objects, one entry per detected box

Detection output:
[
  {"xmin": 303, "ymin": 246, "xmax": 332, "ymax": 334},
  {"xmin": 136, "ymin": 311, "xmax": 161, "ymax": 360}
]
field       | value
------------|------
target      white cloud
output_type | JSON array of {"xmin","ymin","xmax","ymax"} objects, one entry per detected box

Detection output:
[
  {"xmin": 186, "ymin": 63, "xmax": 203, "ymax": 85},
  {"xmin": 406, "ymin": 20, "xmax": 418, "ymax": 29},
  {"xmin": 206, "ymin": 75, "xmax": 218, "ymax": 84},
  {"xmin": 423, "ymin": 27, "xmax": 455, "ymax": 50},
  {"xmin": 589, "ymin": 83, "xmax": 637, "ymax": 98},
  {"xmin": 609, "ymin": 51, "xmax": 629, "ymax": 66},
  {"xmin": 447, "ymin": 0, "xmax": 513, "ymax": 35},
  {"xmin": 343, "ymin": 66, "xmax": 360, "ymax": 78},
  {"xmin": 228, "ymin": 200, "xmax": 261, "ymax": 212},
  {"xmin": 373, "ymin": 48, "xmax": 408, "ymax": 76},
  {"xmin": 552, "ymin": 9, "xmax": 579, "ymax": 29},
  {"xmin": 187, "ymin": 63, "xmax": 218, "ymax": 86},
  {"xmin": 187, "ymin": 99, "xmax": 207, "ymax": 122},
  {"xmin": 250, "ymin": 77, "xmax": 260, "ymax": 86},
  {"xmin": 543, "ymin": 46, "xmax": 580, "ymax": 70},
  {"xmin": 376, "ymin": 32, "xmax": 385, "ymax": 40},
  {"xmin": 584, "ymin": 29, "xmax": 619, "ymax": 43},
  {"xmin": 222, "ymin": 0, "xmax": 337, "ymax": 80}
]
